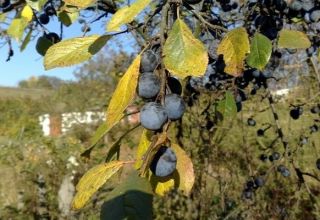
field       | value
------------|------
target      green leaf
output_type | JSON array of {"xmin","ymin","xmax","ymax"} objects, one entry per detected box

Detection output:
[
  {"xmin": 134, "ymin": 129, "xmax": 152, "ymax": 170},
  {"xmin": 58, "ymin": 10, "xmax": 79, "ymax": 26},
  {"xmin": 278, "ymin": 29, "xmax": 311, "ymax": 49},
  {"xmin": 105, "ymin": 55, "xmax": 141, "ymax": 130},
  {"xmin": 217, "ymin": 27, "xmax": 250, "ymax": 76},
  {"xmin": 107, "ymin": 0, "xmax": 150, "ymax": 32},
  {"xmin": 0, "ymin": 13, "xmax": 7, "ymax": 22},
  {"xmin": 64, "ymin": 0, "xmax": 96, "ymax": 8},
  {"xmin": 72, "ymin": 161, "xmax": 126, "ymax": 209},
  {"xmin": 44, "ymin": 35, "xmax": 110, "ymax": 70},
  {"xmin": 163, "ymin": 18, "xmax": 208, "ymax": 78},
  {"xmin": 7, "ymin": 18, "xmax": 29, "ymax": 41},
  {"xmin": 217, "ymin": 91, "xmax": 237, "ymax": 119},
  {"xmin": 246, "ymin": 33, "xmax": 272, "ymax": 70},
  {"xmin": 20, "ymin": 28, "xmax": 33, "ymax": 52},
  {"xmin": 26, "ymin": 0, "xmax": 47, "ymax": 11},
  {"xmin": 101, "ymin": 171, "xmax": 153, "ymax": 220}
]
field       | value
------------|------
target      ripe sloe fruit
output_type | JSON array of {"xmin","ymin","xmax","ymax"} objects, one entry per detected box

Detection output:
[
  {"xmin": 140, "ymin": 50, "xmax": 159, "ymax": 73},
  {"xmin": 311, "ymin": 105, "xmax": 320, "ymax": 114},
  {"xmin": 316, "ymin": 159, "xmax": 320, "ymax": 170},
  {"xmin": 310, "ymin": 124, "xmax": 318, "ymax": 133},
  {"xmin": 0, "ymin": 0, "xmax": 10, "ymax": 8},
  {"xmin": 260, "ymin": 154, "xmax": 268, "ymax": 162},
  {"xmin": 167, "ymin": 77, "xmax": 182, "ymax": 95},
  {"xmin": 254, "ymin": 177, "xmax": 264, "ymax": 187},
  {"xmin": 271, "ymin": 152, "xmax": 280, "ymax": 161},
  {"xmin": 247, "ymin": 118, "xmax": 256, "ymax": 126},
  {"xmin": 150, "ymin": 146, "xmax": 177, "ymax": 177},
  {"xmin": 45, "ymin": 6, "xmax": 55, "ymax": 16},
  {"xmin": 137, "ymin": 72, "xmax": 160, "ymax": 99},
  {"xmin": 290, "ymin": 108, "xmax": 300, "ymax": 120},
  {"xmin": 164, "ymin": 94, "xmax": 186, "ymax": 120},
  {"xmin": 140, "ymin": 102, "xmax": 167, "ymax": 130},
  {"xmin": 257, "ymin": 129, "xmax": 264, "ymax": 136},
  {"xmin": 39, "ymin": 13, "xmax": 50, "ymax": 25}
]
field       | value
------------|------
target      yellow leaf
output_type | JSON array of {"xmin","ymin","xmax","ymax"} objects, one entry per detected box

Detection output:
[
  {"xmin": 7, "ymin": 18, "xmax": 29, "ymax": 42},
  {"xmin": 163, "ymin": 18, "xmax": 208, "ymax": 78},
  {"xmin": 107, "ymin": 0, "xmax": 150, "ymax": 32},
  {"xmin": 106, "ymin": 55, "xmax": 141, "ymax": 129},
  {"xmin": 21, "ymin": 5, "xmax": 33, "ymax": 22},
  {"xmin": 217, "ymin": 27, "xmax": 250, "ymax": 77},
  {"xmin": 44, "ymin": 35, "xmax": 110, "ymax": 70},
  {"xmin": 72, "ymin": 161, "xmax": 125, "ymax": 210},
  {"xmin": 150, "ymin": 174, "xmax": 175, "ymax": 196},
  {"xmin": 171, "ymin": 143, "xmax": 194, "ymax": 194},
  {"xmin": 134, "ymin": 129, "xmax": 152, "ymax": 170},
  {"xmin": 278, "ymin": 29, "xmax": 311, "ymax": 49},
  {"xmin": 64, "ymin": 0, "xmax": 96, "ymax": 8}
]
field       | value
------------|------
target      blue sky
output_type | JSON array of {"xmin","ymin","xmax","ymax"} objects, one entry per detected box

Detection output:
[{"xmin": 0, "ymin": 13, "xmax": 137, "ymax": 87}]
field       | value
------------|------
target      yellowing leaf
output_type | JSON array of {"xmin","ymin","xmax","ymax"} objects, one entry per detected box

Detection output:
[
  {"xmin": 72, "ymin": 161, "xmax": 125, "ymax": 210},
  {"xmin": 217, "ymin": 27, "xmax": 250, "ymax": 76},
  {"xmin": 44, "ymin": 35, "xmax": 110, "ymax": 70},
  {"xmin": 26, "ymin": 0, "xmax": 47, "ymax": 11},
  {"xmin": 246, "ymin": 33, "xmax": 272, "ymax": 70},
  {"xmin": 163, "ymin": 18, "xmax": 208, "ymax": 78},
  {"xmin": 107, "ymin": 0, "xmax": 150, "ymax": 32},
  {"xmin": 134, "ymin": 129, "xmax": 152, "ymax": 170},
  {"xmin": 171, "ymin": 143, "xmax": 195, "ymax": 194},
  {"xmin": 64, "ymin": 0, "xmax": 96, "ymax": 8},
  {"xmin": 7, "ymin": 18, "xmax": 29, "ymax": 42},
  {"xmin": 105, "ymin": 55, "xmax": 141, "ymax": 129},
  {"xmin": 278, "ymin": 29, "xmax": 311, "ymax": 49},
  {"xmin": 150, "ymin": 174, "xmax": 175, "ymax": 196},
  {"xmin": 21, "ymin": 5, "xmax": 33, "ymax": 22}
]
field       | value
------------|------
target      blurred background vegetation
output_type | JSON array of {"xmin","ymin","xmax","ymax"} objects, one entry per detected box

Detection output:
[{"xmin": 0, "ymin": 47, "xmax": 319, "ymax": 220}]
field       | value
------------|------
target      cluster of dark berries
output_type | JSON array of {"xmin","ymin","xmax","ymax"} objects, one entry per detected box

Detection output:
[
  {"xmin": 39, "ymin": 6, "xmax": 56, "ymax": 25},
  {"xmin": 259, "ymin": 152, "xmax": 281, "ymax": 162},
  {"xmin": 242, "ymin": 176, "xmax": 265, "ymax": 200},
  {"xmin": 139, "ymin": 49, "xmax": 186, "ymax": 131}
]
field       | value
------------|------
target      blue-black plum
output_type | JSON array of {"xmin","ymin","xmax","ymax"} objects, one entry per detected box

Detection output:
[
  {"xmin": 140, "ymin": 50, "xmax": 159, "ymax": 73},
  {"xmin": 0, "ymin": 0, "xmax": 10, "ymax": 8},
  {"xmin": 140, "ymin": 102, "xmax": 167, "ymax": 130},
  {"xmin": 39, "ymin": 13, "xmax": 50, "ymax": 25},
  {"xmin": 167, "ymin": 77, "xmax": 182, "ymax": 95},
  {"xmin": 164, "ymin": 94, "xmax": 186, "ymax": 120},
  {"xmin": 138, "ymin": 72, "xmax": 160, "ymax": 99},
  {"xmin": 150, "ymin": 146, "xmax": 177, "ymax": 177},
  {"xmin": 254, "ymin": 177, "xmax": 264, "ymax": 187},
  {"xmin": 317, "ymin": 159, "xmax": 320, "ymax": 170},
  {"xmin": 247, "ymin": 118, "xmax": 256, "ymax": 126}
]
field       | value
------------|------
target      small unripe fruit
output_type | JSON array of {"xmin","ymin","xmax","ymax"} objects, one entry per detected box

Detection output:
[
  {"xmin": 150, "ymin": 146, "xmax": 177, "ymax": 177},
  {"xmin": 164, "ymin": 94, "xmax": 186, "ymax": 120},
  {"xmin": 140, "ymin": 102, "xmax": 167, "ymax": 130},
  {"xmin": 140, "ymin": 50, "xmax": 159, "ymax": 73},
  {"xmin": 137, "ymin": 72, "xmax": 160, "ymax": 99}
]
